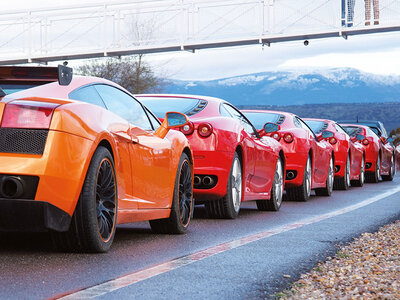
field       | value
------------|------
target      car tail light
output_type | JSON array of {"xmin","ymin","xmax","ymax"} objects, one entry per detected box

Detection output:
[
  {"xmin": 362, "ymin": 139, "xmax": 369, "ymax": 145},
  {"xmin": 329, "ymin": 137, "xmax": 337, "ymax": 145},
  {"xmin": 197, "ymin": 123, "xmax": 213, "ymax": 138},
  {"xmin": 180, "ymin": 121, "xmax": 194, "ymax": 135},
  {"xmin": 1, "ymin": 101, "xmax": 58, "ymax": 129},
  {"xmin": 271, "ymin": 132, "xmax": 281, "ymax": 141},
  {"xmin": 283, "ymin": 133, "xmax": 294, "ymax": 143}
]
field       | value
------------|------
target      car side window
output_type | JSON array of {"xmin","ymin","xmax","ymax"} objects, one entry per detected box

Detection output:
[
  {"xmin": 68, "ymin": 85, "xmax": 107, "ymax": 109},
  {"xmin": 145, "ymin": 107, "xmax": 161, "ymax": 130},
  {"xmin": 297, "ymin": 117, "xmax": 317, "ymax": 138},
  {"xmin": 335, "ymin": 123, "xmax": 348, "ymax": 135},
  {"xmin": 94, "ymin": 84, "xmax": 152, "ymax": 130},
  {"xmin": 293, "ymin": 117, "xmax": 302, "ymax": 128},
  {"xmin": 219, "ymin": 104, "xmax": 232, "ymax": 117},
  {"xmin": 222, "ymin": 103, "xmax": 257, "ymax": 135}
]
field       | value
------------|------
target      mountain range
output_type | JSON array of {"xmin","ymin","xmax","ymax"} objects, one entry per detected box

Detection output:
[{"xmin": 164, "ymin": 68, "xmax": 400, "ymax": 106}]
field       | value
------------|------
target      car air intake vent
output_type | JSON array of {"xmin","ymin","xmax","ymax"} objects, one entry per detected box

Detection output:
[
  {"xmin": 0, "ymin": 128, "xmax": 48, "ymax": 155},
  {"xmin": 315, "ymin": 123, "xmax": 329, "ymax": 134},
  {"xmin": 277, "ymin": 115, "xmax": 286, "ymax": 125},
  {"xmin": 186, "ymin": 100, "xmax": 207, "ymax": 116}
]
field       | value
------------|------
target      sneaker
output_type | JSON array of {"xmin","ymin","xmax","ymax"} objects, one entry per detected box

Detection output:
[
  {"xmin": 365, "ymin": 21, "xmax": 371, "ymax": 26},
  {"xmin": 374, "ymin": 20, "xmax": 379, "ymax": 25}
]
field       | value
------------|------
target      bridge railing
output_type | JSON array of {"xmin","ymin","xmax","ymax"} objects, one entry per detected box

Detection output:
[{"xmin": 0, "ymin": 0, "xmax": 399, "ymax": 64}]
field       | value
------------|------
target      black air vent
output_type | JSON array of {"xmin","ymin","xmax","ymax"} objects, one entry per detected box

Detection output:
[
  {"xmin": 277, "ymin": 115, "xmax": 286, "ymax": 125},
  {"xmin": 187, "ymin": 100, "xmax": 207, "ymax": 116},
  {"xmin": 0, "ymin": 128, "xmax": 48, "ymax": 154}
]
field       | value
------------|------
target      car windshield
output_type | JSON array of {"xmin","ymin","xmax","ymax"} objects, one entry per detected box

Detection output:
[
  {"xmin": 242, "ymin": 112, "xmax": 282, "ymax": 130},
  {"xmin": 138, "ymin": 97, "xmax": 205, "ymax": 118},
  {"xmin": 0, "ymin": 83, "xmax": 39, "ymax": 95},
  {"xmin": 304, "ymin": 120, "xmax": 327, "ymax": 134},
  {"xmin": 342, "ymin": 126, "xmax": 362, "ymax": 137}
]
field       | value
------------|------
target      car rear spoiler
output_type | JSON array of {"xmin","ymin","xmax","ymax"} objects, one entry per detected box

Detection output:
[{"xmin": 0, "ymin": 65, "xmax": 73, "ymax": 86}]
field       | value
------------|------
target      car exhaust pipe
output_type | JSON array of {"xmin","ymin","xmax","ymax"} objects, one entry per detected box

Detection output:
[
  {"xmin": 1, "ymin": 176, "xmax": 24, "ymax": 199},
  {"xmin": 286, "ymin": 171, "xmax": 295, "ymax": 180},
  {"xmin": 202, "ymin": 176, "xmax": 214, "ymax": 186},
  {"xmin": 194, "ymin": 176, "xmax": 201, "ymax": 186}
]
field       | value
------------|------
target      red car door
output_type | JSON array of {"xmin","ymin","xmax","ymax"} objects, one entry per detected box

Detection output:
[
  {"xmin": 222, "ymin": 104, "xmax": 274, "ymax": 199},
  {"xmin": 380, "ymin": 140, "xmax": 393, "ymax": 173},
  {"xmin": 240, "ymin": 115, "xmax": 277, "ymax": 197},
  {"xmin": 297, "ymin": 118, "xmax": 331, "ymax": 186}
]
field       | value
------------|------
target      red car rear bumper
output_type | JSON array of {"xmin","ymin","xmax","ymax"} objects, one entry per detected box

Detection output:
[
  {"xmin": 283, "ymin": 151, "xmax": 308, "ymax": 188},
  {"xmin": 193, "ymin": 150, "xmax": 234, "ymax": 202}
]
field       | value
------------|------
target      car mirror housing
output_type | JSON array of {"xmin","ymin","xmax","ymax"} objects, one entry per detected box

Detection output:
[
  {"xmin": 321, "ymin": 130, "xmax": 334, "ymax": 139},
  {"xmin": 154, "ymin": 111, "xmax": 189, "ymax": 138},
  {"xmin": 356, "ymin": 134, "xmax": 365, "ymax": 141},
  {"xmin": 166, "ymin": 112, "xmax": 188, "ymax": 128},
  {"xmin": 263, "ymin": 122, "xmax": 280, "ymax": 133}
]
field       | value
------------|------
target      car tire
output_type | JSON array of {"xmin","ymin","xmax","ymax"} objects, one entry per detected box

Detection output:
[
  {"xmin": 286, "ymin": 155, "xmax": 311, "ymax": 202},
  {"xmin": 382, "ymin": 154, "xmax": 395, "ymax": 181},
  {"xmin": 150, "ymin": 152, "xmax": 193, "ymax": 234},
  {"xmin": 334, "ymin": 154, "xmax": 350, "ymax": 190},
  {"xmin": 205, "ymin": 153, "xmax": 242, "ymax": 219},
  {"xmin": 315, "ymin": 156, "xmax": 334, "ymax": 196},
  {"xmin": 366, "ymin": 155, "xmax": 380, "ymax": 183},
  {"xmin": 351, "ymin": 155, "xmax": 365, "ymax": 187},
  {"xmin": 51, "ymin": 146, "xmax": 118, "ymax": 253},
  {"xmin": 257, "ymin": 157, "xmax": 284, "ymax": 211}
]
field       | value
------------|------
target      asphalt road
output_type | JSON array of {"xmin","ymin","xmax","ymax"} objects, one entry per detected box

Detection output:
[{"xmin": 0, "ymin": 176, "xmax": 399, "ymax": 299}]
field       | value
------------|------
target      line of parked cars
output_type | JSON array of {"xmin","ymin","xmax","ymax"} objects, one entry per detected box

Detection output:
[{"xmin": 0, "ymin": 66, "xmax": 396, "ymax": 252}]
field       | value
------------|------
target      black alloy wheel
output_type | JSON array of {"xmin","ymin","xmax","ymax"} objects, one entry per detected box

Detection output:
[
  {"xmin": 52, "ymin": 146, "xmax": 118, "ymax": 253},
  {"xmin": 150, "ymin": 152, "xmax": 193, "ymax": 233}
]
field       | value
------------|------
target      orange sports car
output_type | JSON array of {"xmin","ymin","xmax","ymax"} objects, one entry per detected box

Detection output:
[{"xmin": 0, "ymin": 65, "xmax": 194, "ymax": 252}]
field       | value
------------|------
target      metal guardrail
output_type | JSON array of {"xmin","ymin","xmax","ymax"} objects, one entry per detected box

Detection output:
[{"xmin": 0, "ymin": 0, "xmax": 399, "ymax": 64}]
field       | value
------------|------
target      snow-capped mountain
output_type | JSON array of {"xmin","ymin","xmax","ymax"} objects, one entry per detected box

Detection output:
[{"xmin": 164, "ymin": 68, "xmax": 400, "ymax": 106}]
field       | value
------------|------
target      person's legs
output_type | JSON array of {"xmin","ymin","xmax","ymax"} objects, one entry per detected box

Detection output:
[
  {"xmin": 342, "ymin": 0, "xmax": 346, "ymax": 26},
  {"xmin": 373, "ymin": 0, "xmax": 379, "ymax": 24},
  {"xmin": 347, "ymin": 0, "xmax": 356, "ymax": 26},
  {"xmin": 365, "ymin": 0, "xmax": 371, "ymax": 25}
]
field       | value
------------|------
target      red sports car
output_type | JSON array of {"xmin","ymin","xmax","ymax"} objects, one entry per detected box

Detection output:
[
  {"xmin": 395, "ymin": 144, "xmax": 400, "ymax": 172},
  {"xmin": 304, "ymin": 118, "xmax": 365, "ymax": 189},
  {"xmin": 136, "ymin": 95, "xmax": 285, "ymax": 218},
  {"xmin": 341, "ymin": 124, "xmax": 396, "ymax": 182},
  {"xmin": 242, "ymin": 110, "xmax": 334, "ymax": 201}
]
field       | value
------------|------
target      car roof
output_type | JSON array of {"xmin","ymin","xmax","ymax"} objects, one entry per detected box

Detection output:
[
  {"xmin": 135, "ymin": 93, "xmax": 227, "ymax": 104},
  {"xmin": 303, "ymin": 117, "xmax": 334, "ymax": 123},
  {"xmin": 2, "ymin": 76, "xmax": 124, "ymax": 102},
  {"xmin": 241, "ymin": 109, "xmax": 297, "ymax": 118}
]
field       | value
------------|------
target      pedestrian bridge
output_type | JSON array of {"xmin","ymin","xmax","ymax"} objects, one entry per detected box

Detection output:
[{"xmin": 0, "ymin": 0, "xmax": 399, "ymax": 65}]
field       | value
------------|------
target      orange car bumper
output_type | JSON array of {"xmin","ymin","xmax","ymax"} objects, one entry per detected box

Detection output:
[{"xmin": 0, "ymin": 130, "xmax": 93, "ymax": 232}]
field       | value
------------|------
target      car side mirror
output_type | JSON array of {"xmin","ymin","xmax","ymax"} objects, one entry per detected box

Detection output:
[
  {"xmin": 264, "ymin": 122, "xmax": 280, "ymax": 133},
  {"xmin": 166, "ymin": 112, "xmax": 188, "ymax": 127},
  {"xmin": 155, "ymin": 111, "xmax": 189, "ymax": 138},
  {"xmin": 356, "ymin": 134, "xmax": 365, "ymax": 141},
  {"xmin": 380, "ymin": 136, "xmax": 388, "ymax": 144},
  {"xmin": 322, "ymin": 130, "xmax": 334, "ymax": 138}
]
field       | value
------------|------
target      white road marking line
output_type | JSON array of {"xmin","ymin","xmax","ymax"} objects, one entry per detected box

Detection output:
[{"xmin": 59, "ymin": 186, "xmax": 400, "ymax": 299}]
